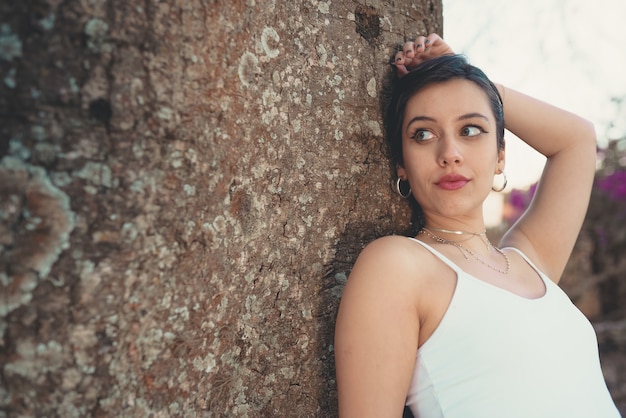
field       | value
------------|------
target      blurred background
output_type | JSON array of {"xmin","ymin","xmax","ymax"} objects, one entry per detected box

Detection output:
[
  {"xmin": 444, "ymin": 0, "xmax": 626, "ymax": 225},
  {"xmin": 443, "ymin": 0, "xmax": 626, "ymax": 411}
]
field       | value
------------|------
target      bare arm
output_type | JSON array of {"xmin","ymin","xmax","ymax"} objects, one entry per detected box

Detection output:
[
  {"xmin": 395, "ymin": 33, "xmax": 596, "ymax": 281},
  {"xmin": 498, "ymin": 85, "xmax": 597, "ymax": 282},
  {"xmin": 334, "ymin": 237, "xmax": 421, "ymax": 417}
]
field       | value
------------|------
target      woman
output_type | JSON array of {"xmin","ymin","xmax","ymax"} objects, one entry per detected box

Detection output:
[{"xmin": 334, "ymin": 34, "xmax": 621, "ymax": 417}]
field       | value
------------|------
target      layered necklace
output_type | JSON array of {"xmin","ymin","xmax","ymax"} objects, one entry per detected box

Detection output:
[{"xmin": 420, "ymin": 226, "xmax": 511, "ymax": 275}]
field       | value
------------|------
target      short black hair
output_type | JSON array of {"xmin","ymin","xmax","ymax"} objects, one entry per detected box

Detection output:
[
  {"xmin": 383, "ymin": 54, "xmax": 504, "ymax": 169},
  {"xmin": 380, "ymin": 54, "xmax": 505, "ymax": 232}
]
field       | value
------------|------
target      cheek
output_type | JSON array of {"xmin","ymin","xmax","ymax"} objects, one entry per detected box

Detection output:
[{"xmin": 402, "ymin": 157, "xmax": 433, "ymax": 192}]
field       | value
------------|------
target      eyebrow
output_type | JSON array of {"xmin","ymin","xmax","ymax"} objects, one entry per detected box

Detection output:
[
  {"xmin": 458, "ymin": 112, "xmax": 490, "ymax": 122},
  {"xmin": 404, "ymin": 113, "xmax": 490, "ymax": 134}
]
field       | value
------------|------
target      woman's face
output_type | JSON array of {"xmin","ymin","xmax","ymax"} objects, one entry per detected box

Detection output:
[{"xmin": 397, "ymin": 78, "xmax": 505, "ymax": 221}]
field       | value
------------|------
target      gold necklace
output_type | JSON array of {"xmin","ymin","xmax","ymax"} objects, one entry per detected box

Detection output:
[
  {"xmin": 421, "ymin": 227, "xmax": 511, "ymax": 275},
  {"xmin": 426, "ymin": 226, "xmax": 490, "ymax": 250},
  {"xmin": 427, "ymin": 226, "xmax": 486, "ymax": 236}
]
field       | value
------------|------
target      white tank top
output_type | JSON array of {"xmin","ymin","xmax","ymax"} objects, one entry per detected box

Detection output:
[{"xmin": 406, "ymin": 239, "xmax": 620, "ymax": 418}]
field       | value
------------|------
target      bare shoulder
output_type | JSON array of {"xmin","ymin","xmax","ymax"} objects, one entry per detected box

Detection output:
[
  {"xmin": 345, "ymin": 235, "xmax": 437, "ymax": 292},
  {"xmin": 335, "ymin": 235, "xmax": 440, "ymax": 416},
  {"xmin": 336, "ymin": 235, "xmax": 437, "ymax": 350}
]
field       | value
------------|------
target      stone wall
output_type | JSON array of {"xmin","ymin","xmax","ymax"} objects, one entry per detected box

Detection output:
[{"xmin": 0, "ymin": 1, "xmax": 442, "ymax": 416}]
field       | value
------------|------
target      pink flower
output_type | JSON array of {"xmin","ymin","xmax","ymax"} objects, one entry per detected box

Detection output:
[{"xmin": 597, "ymin": 171, "xmax": 626, "ymax": 201}]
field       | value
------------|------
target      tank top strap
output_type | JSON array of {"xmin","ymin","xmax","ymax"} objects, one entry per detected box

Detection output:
[
  {"xmin": 406, "ymin": 236, "xmax": 466, "ymax": 276},
  {"xmin": 501, "ymin": 246, "xmax": 554, "ymax": 285}
]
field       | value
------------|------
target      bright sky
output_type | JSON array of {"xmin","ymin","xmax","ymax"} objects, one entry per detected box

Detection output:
[{"xmin": 443, "ymin": 0, "xmax": 626, "ymax": 190}]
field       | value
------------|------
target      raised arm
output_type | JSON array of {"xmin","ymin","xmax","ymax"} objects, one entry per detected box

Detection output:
[
  {"xmin": 394, "ymin": 34, "xmax": 597, "ymax": 282},
  {"xmin": 498, "ymin": 85, "xmax": 597, "ymax": 282}
]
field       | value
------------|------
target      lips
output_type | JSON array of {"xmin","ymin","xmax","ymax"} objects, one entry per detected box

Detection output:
[{"xmin": 436, "ymin": 174, "xmax": 469, "ymax": 190}]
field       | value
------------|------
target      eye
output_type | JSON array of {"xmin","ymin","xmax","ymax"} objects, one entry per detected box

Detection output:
[
  {"xmin": 410, "ymin": 129, "xmax": 435, "ymax": 142},
  {"xmin": 460, "ymin": 125, "xmax": 485, "ymax": 137}
]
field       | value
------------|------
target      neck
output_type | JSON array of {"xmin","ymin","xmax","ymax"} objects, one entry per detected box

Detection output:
[
  {"xmin": 419, "ymin": 227, "xmax": 510, "ymax": 275},
  {"xmin": 422, "ymin": 217, "xmax": 487, "ymax": 236},
  {"xmin": 424, "ymin": 225, "xmax": 486, "ymax": 236},
  {"xmin": 421, "ymin": 225, "xmax": 492, "ymax": 253},
  {"xmin": 423, "ymin": 211, "xmax": 486, "ymax": 231}
]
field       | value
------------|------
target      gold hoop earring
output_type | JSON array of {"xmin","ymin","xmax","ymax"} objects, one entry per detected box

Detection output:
[
  {"xmin": 396, "ymin": 178, "xmax": 411, "ymax": 198},
  {"xmin": 492, "ymin": 171, "xmax": 508, "ymax": 192}
]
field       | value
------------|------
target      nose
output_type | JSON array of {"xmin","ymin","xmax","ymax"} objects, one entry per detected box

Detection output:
[{"xmin": 438, "ymin": 137, "xmax": 463, "ymax": 166}]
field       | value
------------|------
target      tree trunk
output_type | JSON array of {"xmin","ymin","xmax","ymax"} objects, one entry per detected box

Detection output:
[{"xmin": 0, "ymin": 1, "xmax": 442, "ymax": 416}]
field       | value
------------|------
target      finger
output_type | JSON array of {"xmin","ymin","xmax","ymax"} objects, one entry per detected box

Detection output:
[
  {"xmin": 403, "ymin": 41, "xmax": 415, "ymax": 56},
  {"xmin": 396, "ymin": 64, "xmax": 409, "ymax": 78},
  {"xmin": 413, "ymin": 35, "xmax": 427, "ymax": 53},
  {"xmin": 425, "ymin": 33, "xmax": 454, "ymax": 55},
  {"xmin": 406, "ymin": 36, "xmax": 426, "ymax": 69},
  {"xmin": 402, "ymin": 41, "xmax": 415, "ymax": 65},
  {"xmin": 424, "ymin": 33, "xmax": 441, "ymax": 47},
  {"xmin": 393, "ymin": 50, "xmax": 405, "ymax": 66},
  {"xmin": 392, "ymin": 50, "xmax": 410, "ymax": 77}
]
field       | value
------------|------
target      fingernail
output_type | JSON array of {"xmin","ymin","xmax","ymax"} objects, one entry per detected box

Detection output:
[
  {"xmin": 425, "ymin": 39, "xmax": 430, "ymax": 44},
  {"xmin": 417, "ymin": 44, "xmax": 422, "ymax": 48}
]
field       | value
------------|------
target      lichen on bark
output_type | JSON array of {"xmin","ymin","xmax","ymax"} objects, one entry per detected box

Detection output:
[{"xmin": 0, "ymin": 0, "xmax": 442, "ymax": 416}]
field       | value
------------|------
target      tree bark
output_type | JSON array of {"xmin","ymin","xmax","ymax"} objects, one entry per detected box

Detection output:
[{"xmin": 0, "ymin": 1, "xmax": 442, "ymax": 416}]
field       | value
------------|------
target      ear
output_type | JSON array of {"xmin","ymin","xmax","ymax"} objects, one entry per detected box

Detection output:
[
  {"xmin": 496, "ymin": 147, "xmax": 506, "ymax": 174},
  {"xmin": 397, "ymin": 165, "xmax": 407, "ymax": 180}
]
